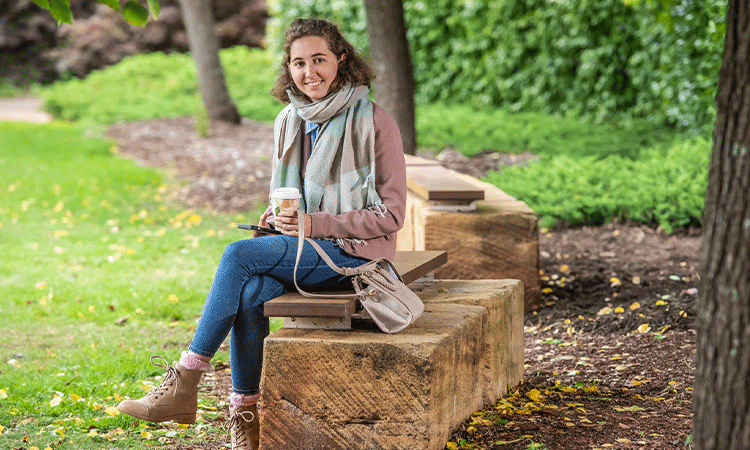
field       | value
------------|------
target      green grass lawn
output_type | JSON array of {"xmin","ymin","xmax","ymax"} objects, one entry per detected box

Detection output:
[{"xmin": 0, "ymin": 121, "xmax": 274, "ymax": 449}]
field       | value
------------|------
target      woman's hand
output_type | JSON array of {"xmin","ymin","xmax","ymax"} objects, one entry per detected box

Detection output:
[
  {"xmin": 252, "ymin": 211, "xmax": 270, "ymax": 238},
  {"xmin": 276, "ymin": 210, "xmax": 311, "ymax": 237}
]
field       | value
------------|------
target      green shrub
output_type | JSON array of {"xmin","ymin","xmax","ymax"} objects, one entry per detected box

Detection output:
[
  {"xmin": 43, "ymin": 47, "xmax": 283, "ymax": 124},
  {"xmin": 270, "ymin": 0, "xmax": 725, "ymax": 131},
  {"xmin": 486, "ymin": 136, "xmax": 710, "ymax": 231},
  {"xmin": 416, "ymin": 103, "xmax": 676, "ymax": 159}
]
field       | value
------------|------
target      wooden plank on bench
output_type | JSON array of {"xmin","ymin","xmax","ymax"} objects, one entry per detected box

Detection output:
[
  {"xmin": 264, "ymin": 296, "xmax": 356, "ymax": 318},
  {"xmin": 406, "ymin": 165, "xmax": 485, "ymax": 202},
  {"xmin": 397, "ymin": 249, "xmax": 447, "ymax": 284},
  {"xmin": 263, "ymin": 250, "xmax": 447, "ymax": 319}
]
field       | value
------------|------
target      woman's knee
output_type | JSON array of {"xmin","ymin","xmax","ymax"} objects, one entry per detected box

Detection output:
[
  {"xmin": 223, "ymin": 236, "xmax": 291, "ymax": 259},
  {"xmin": 221, "ymin": 239, "xmax": 264, "ymax": 264}
]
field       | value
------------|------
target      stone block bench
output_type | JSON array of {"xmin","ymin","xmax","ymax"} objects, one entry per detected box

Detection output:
[
  {"xmin": 259, "ymin": 278, "xmax": 525, "ymax": 450},
  {"xmin": 398, "ymin": 154, "xmax": 540, "ymax": 312}
]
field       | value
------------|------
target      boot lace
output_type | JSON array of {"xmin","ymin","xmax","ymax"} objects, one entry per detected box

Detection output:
[
  {"xmin": 224, "ymin": 409, "xmax": 256, "ymax": 448},
  {"xmin": 146, "ymin": 355, "xmax": 178, "ymax": 400}
]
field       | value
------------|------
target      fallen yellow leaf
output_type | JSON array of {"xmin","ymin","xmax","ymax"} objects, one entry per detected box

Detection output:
[
  {"xmin": 629, "ymin": 302, "xmax": 640, "ymax": 310},
  {"xmin": 526, "ymin": 388, "xmax": 544, "ymax": 402},
  {"xmin": 53, "ymin": 230, "xmax": 69, "ymax": 239},
  {"xmin": 105, "ymin": 406, "xmax": 120, "ymax": 417}
]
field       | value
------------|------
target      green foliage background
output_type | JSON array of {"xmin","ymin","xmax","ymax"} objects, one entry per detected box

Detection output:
[
  {"xmin": 41, "ymin": 44, "xmax": 708, "ymax": 232},
  {"xmin": 268, "ymin": 0, "xmax": 725, "ymax": 131}
]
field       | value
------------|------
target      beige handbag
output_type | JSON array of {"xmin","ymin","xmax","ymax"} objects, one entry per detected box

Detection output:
[{"xmin": 292, "ymin": 211, "xmax": 423, "ymax": 333}]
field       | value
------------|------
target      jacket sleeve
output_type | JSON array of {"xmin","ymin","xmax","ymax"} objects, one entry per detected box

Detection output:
[{"xmin": 308, "ymin": 104, "xmax": 407, "ymax": 240}]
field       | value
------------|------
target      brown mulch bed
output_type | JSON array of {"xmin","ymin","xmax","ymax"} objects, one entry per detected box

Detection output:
[{"xmin": 107, "ymin": 117, "xmax": 699, "ymax": 450}]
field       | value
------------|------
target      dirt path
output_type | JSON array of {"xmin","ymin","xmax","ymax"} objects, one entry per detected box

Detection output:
[{"xmin": 0, "ymin": 97, "xmax": 53, "ymax": 123}]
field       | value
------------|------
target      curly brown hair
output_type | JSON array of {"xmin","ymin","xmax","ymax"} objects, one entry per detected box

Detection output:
[{"xmin": 271, "ymin": 18, "xmax": 375, "ymax": 104}]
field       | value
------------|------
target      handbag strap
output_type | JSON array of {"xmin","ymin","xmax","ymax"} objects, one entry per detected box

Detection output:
[
  {"xmin": 292, "ymin": 210, "xmax": 360, "ymax": 299},
  {"xmin": 292, "ymin": 209, "xmax": 403, "ymax": 299}
]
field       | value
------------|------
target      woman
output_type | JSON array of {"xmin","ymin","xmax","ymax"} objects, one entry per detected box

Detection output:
[{"xmin": 117, "ymin": 18, "xmax": 407, "ymax": 450}]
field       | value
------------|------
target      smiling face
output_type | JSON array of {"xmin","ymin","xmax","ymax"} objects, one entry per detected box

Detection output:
[{"xmin": 289, "ymin": 35, "xmax": 344, "ymax": 102}]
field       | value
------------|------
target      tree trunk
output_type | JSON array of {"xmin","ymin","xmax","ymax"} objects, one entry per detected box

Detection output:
[
  {"xmin": 177, "ymin": 0, "xmax": 240, "ymax": 124},
  {"xmin": 693, "ymin": 1, "xmax": 750, "ymax": 448},
  {"xmin": 363, "ymin": 0, "xmax": 416, "ymax": 155}
]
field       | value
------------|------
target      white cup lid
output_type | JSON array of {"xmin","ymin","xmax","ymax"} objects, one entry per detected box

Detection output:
[{"xmin": 271, "ymin": 187, "xmax": 301, "ymax": 199}]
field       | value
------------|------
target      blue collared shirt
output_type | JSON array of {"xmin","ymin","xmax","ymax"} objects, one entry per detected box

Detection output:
[{"xmin": 305, "ymin": 121, "xmax": 320, "ymax": 149}]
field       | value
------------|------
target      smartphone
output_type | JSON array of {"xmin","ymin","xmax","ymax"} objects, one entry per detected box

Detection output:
[{"xmin": 238, "ymin": 224, "xmax": 282, "ymax": 235}]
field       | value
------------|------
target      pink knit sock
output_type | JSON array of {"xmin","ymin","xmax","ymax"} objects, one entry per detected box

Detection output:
[
  {"xmin": 178, "ymin": 351, "xmax": 212, "ymax": 371},
  {"xmin": 229, "ymin": 392, "xmax": 262, "ymax": 409}
]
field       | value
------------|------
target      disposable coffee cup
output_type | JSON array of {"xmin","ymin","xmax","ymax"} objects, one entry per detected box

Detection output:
[{"xmin": 271, "ymin": 187, "xmax": 301, "ymax": 217}]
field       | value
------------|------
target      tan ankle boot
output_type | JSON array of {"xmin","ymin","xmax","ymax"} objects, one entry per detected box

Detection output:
[
  {"xmin": 226, "ymin": 404, "xmax": 260, "ymax": 450},
  {"xmin": 117, "ymin": 355, "xmax": 204, "ymax": 424}
]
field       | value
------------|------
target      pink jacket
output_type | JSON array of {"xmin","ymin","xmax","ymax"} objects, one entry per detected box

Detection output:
[{"xmin": 269, "ymin": 104, "xmax": 406, "ymax": 261}]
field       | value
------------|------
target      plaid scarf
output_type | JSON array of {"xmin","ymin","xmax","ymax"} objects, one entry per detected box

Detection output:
[{"xmin": 272, "ymin": 85, "xmax": 383, "ymax": 216}]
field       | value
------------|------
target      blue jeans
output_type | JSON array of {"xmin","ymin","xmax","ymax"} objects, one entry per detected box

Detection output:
[{"xmin": 188, "ymin": 235, "xmax": 367, "ymax": 394}]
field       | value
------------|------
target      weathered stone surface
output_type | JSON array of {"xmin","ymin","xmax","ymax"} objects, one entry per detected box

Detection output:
[
  {"xmin": 397, "ymin": 165, "xmax": 541, "ymax": 312},
  {"xmin": 418, "ymin": 279, "xmax": 525, "ymax": 402},
  {"xmin": 260, "ymin": 303, "xmax": 489, "ymax": 450}
]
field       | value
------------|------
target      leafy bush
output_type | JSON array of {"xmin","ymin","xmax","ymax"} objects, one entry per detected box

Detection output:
[
  {"xmin": 269, "ymin": 0, "xmax": 725, "ymax": 131},
  {"xmin": 43, "ymin": 47, "xmax": 283, "ymax": 124},
  {"xmin": 485, "ymin": 136, "xmax": 711, "ymax": 231},
  {"xmin": 416, "ymin": 103, "xmax": 677, "ymax": 159}
]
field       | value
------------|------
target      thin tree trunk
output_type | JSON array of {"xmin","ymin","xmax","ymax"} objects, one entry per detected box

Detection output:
[
  {"xmin": 177, "ymin": 0, "xmax": 240, "ymax": 124},
  {"xmin": 693, "ymin": 1, "xmax": 750, "ymax": 448},
  {"xmin": 363, "ymin": 0, "xmax": 416, "ymax": 155}
]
